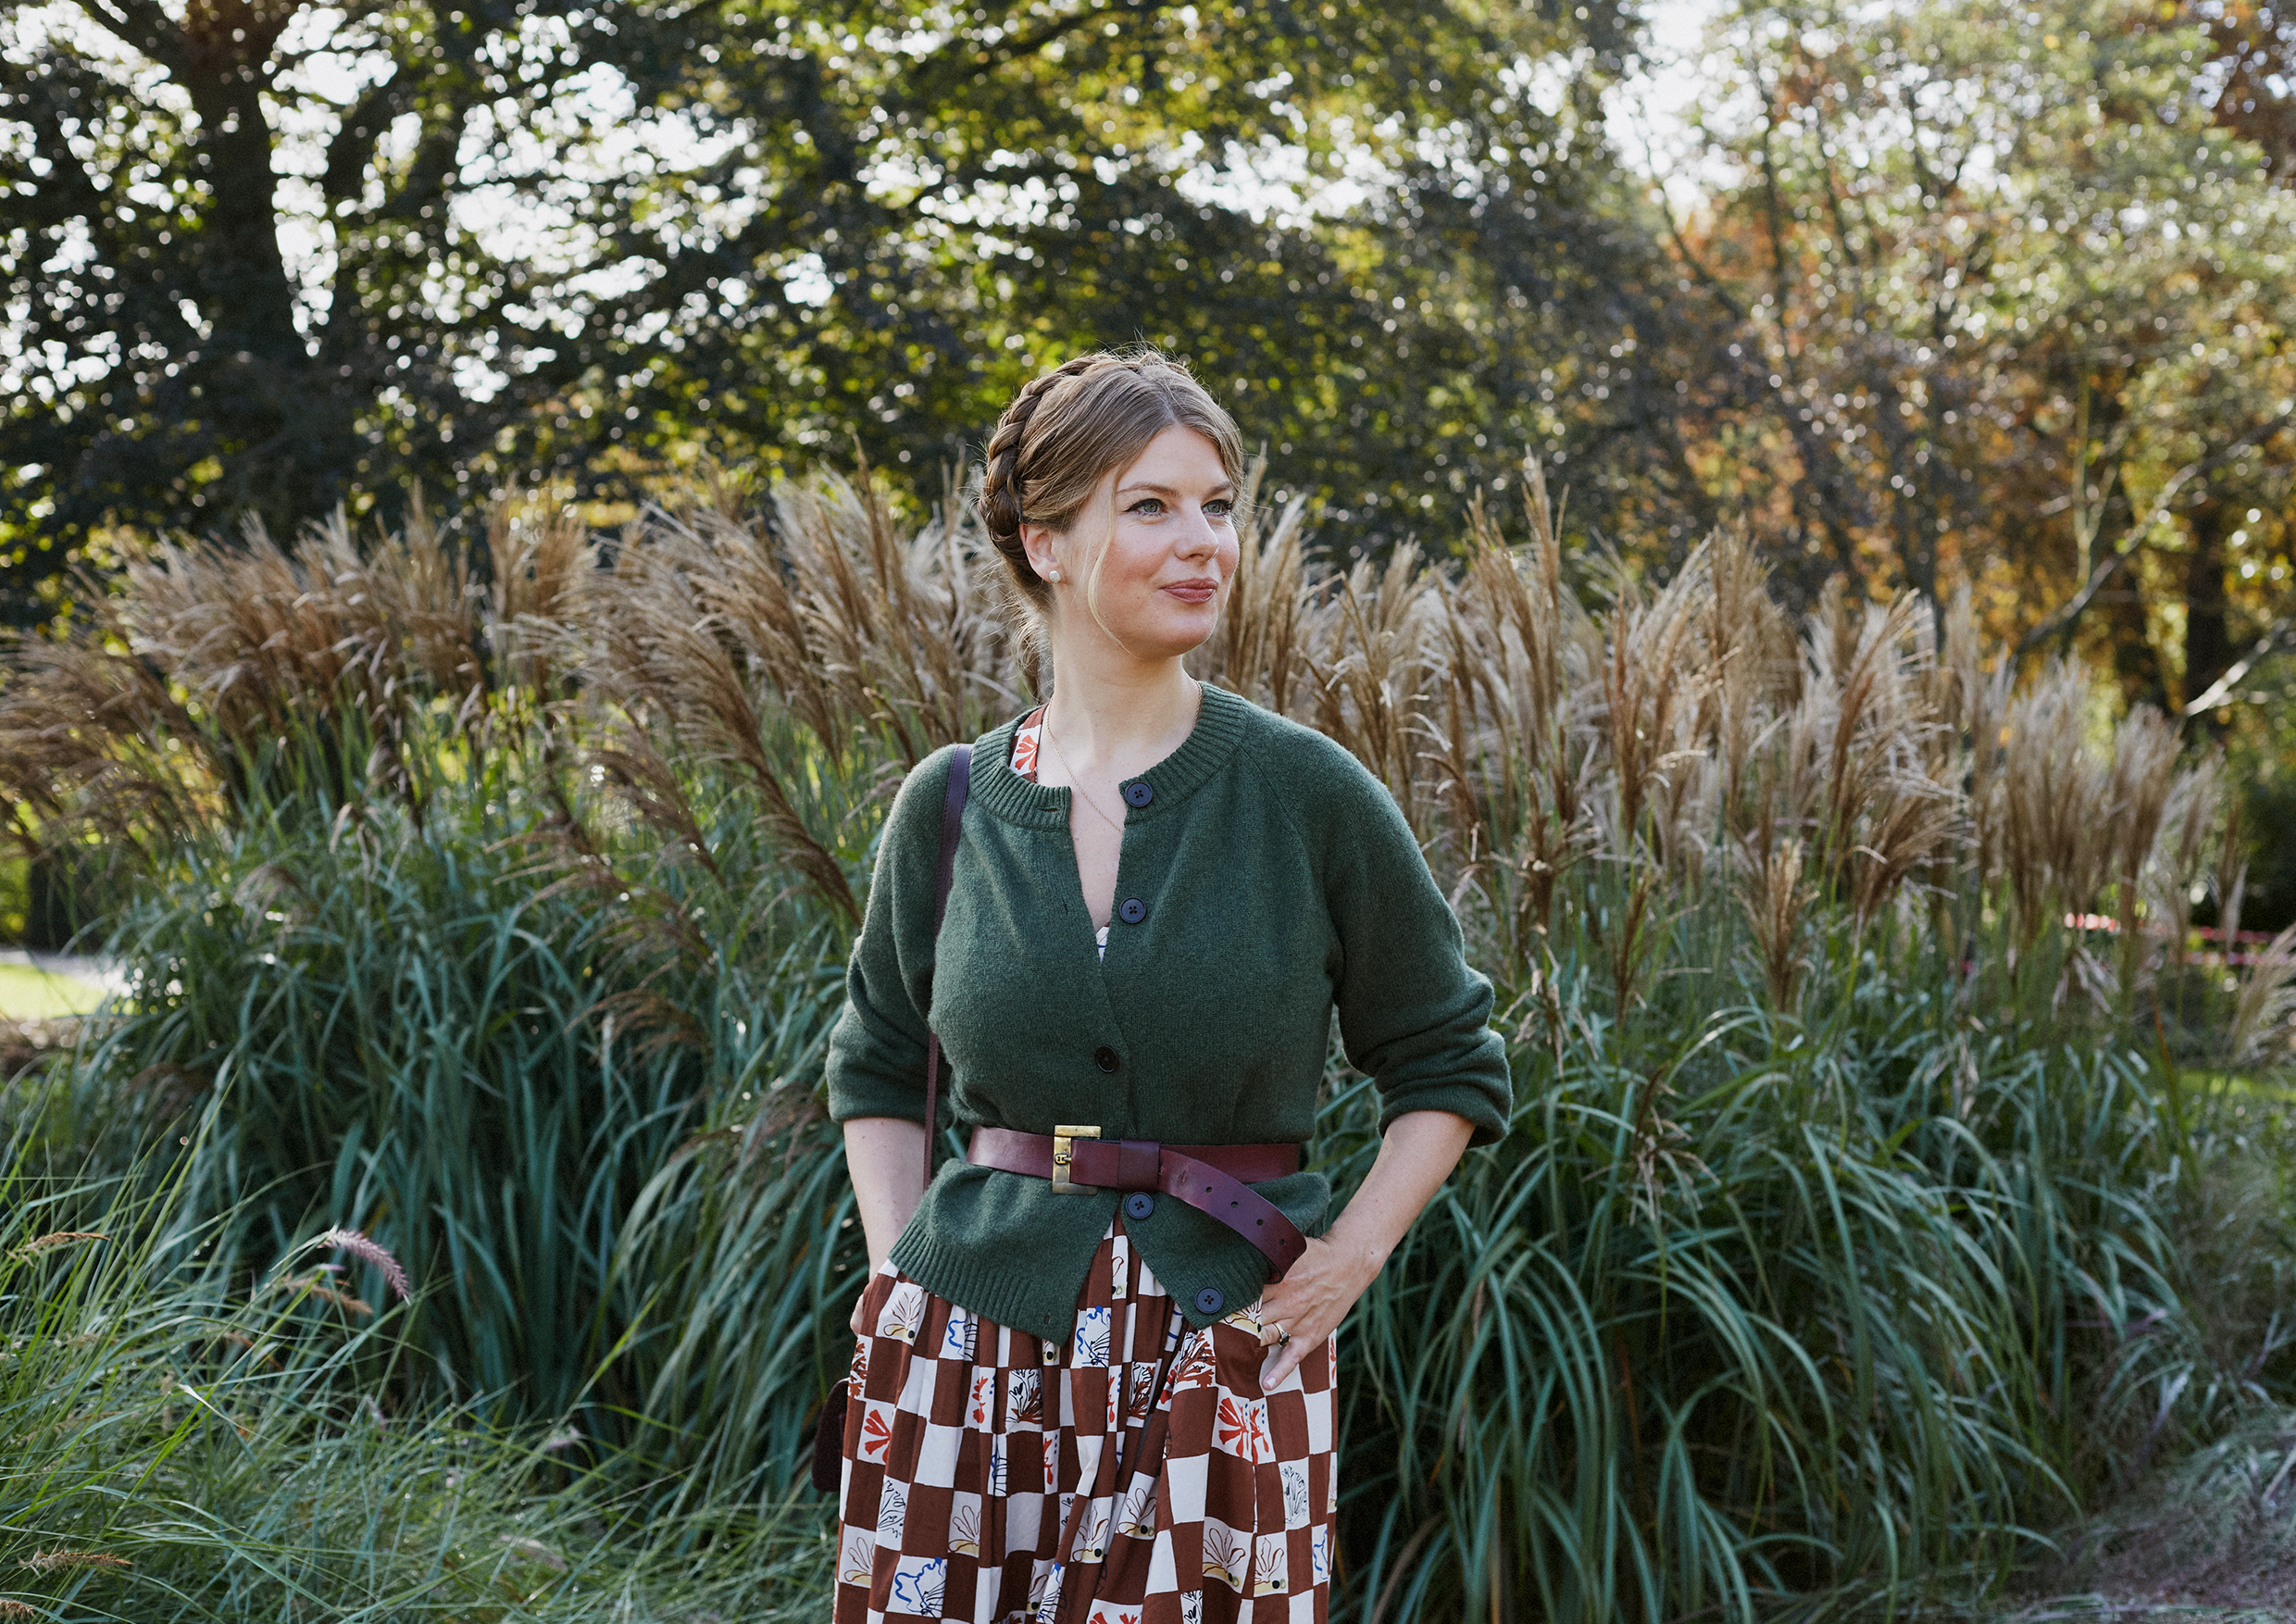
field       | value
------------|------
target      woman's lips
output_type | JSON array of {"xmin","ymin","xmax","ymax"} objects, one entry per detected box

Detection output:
[{"xmin": 1162, "ymin": 581, "xmax": 1219, "ymax": 604}]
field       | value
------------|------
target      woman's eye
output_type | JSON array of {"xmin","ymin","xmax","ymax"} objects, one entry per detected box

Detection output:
[
  {"xmin": 1127, "ymin": 498, "xmax": 1167, "ymax": 517},
  {"xmin": 1204, "ymin": 500, "xmax": 1233, "ymax": 518}
]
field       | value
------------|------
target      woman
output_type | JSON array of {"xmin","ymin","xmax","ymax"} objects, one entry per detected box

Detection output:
[{"xmin": 827, "ymin": 350, "xmax": 1510, "ymax": 1624}]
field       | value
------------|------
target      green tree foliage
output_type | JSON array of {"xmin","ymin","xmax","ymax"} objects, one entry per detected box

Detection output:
[
  {"xmin": 1669, "ymin": 0, "xmax": 2296, "ymax": 706},
  {"xmin": 6, "ymin": 0, "xmax": 2290, "ymax": 731},
  {"xmin": 2206, "ymin": 0, "xmax": 2296, "ymax": 179},
  {"xmin": 4, "ymin": 0, "xmax": 1734, "ymax": 619}
]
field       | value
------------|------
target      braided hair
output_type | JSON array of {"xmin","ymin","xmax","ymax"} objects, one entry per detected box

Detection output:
[{"xmin": 976, "ymin": 349, "xmax": 1243, "ymax": 617}]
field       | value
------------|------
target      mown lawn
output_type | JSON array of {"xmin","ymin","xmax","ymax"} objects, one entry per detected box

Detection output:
[{"xmin": 0, "ymin": 960, "xmax": 106, "ymax": 1021}]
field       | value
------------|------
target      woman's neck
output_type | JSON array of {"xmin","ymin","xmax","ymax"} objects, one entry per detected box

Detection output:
[{"xmin": 1040, "ymin": 640, "xmax": 1200, "ymax": 769}]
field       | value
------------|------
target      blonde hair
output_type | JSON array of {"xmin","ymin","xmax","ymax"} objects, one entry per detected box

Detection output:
[{"xmin": 976, "ymin": 349, "xmax": 1244, "ymax": 621}]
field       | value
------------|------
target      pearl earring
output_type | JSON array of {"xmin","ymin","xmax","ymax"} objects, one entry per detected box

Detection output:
[{"xmin": 1048, "ymin": 566, "xmax": 1062, "ymax": 581}]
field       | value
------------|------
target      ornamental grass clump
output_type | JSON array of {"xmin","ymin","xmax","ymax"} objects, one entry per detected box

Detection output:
[
  {"xmin": 0, "ymin": 1136, "xmax": 829, "ymax": 1623},
  {"xmin": 3, "ymin": 458, "xmax": 2292, "ymax": 1620}
]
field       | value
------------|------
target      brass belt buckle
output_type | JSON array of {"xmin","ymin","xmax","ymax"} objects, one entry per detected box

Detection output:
[{"xmin": 1051, "ymin": 1124, "xmax": 1101, "ymax": 1195}]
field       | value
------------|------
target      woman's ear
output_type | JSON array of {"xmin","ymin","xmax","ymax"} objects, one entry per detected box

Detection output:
[{"xmin": 1020, "ymin": 523, "xmax": 1062, "ymax": 585}]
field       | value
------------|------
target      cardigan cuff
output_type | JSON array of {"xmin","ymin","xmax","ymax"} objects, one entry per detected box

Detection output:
[{"xmin": 826, "ymin": 1069, "xmax": 929, "ymax": 1126}]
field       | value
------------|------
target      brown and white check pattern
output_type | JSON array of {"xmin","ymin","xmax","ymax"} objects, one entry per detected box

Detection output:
[{"xmin": 834, "ymin": 1220, "xmax": 1337, "ymax": 1623}]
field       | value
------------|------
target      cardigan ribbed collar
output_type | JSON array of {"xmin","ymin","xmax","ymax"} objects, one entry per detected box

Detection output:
[{"xmin": 967, "ymin": 680, "xmax": 1251, "ymax": 833}]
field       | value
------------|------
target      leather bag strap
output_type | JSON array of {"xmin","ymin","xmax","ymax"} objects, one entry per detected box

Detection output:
[{"xmin": 921, "ymin": 743, "xmax": 972, "ymax": 1189}]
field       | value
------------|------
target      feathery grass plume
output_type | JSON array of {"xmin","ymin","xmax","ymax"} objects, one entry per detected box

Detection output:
[
  {"xmin": 1592, "ymin": 557, "xmax": 1703, "ymax": 866},
  {"xmin": 121, "ymin": 506, "xmax": 485, "ymax": 824},
  {"xmin": 573, "ymin": 466, "xmax": 1019, "ymax": 930},
  {"xmin": 0, "ymin": 592, "xmax": 218, "ymax": 866},
  {"xmin": 575, "ymin": 521, "xmax": 861, "ymax": 925},
  {"xmin": 0, "ymin": 1599, "xmax": 34, "ymax": 1617},
  {"xmin": 1743, "ymin": 837, "xmax": 1813, "ymax": 1009},
  {"xmin": 1433, "ymin": 469, "xmax": 1600, "ymax": 967},
  {"xmin": 2214, "ymin": 793, "xmax": 2249, "ymax": 950},
  {"xmin": 2108, "ymin": 706, "xmax": 2182, "ymax": 896},
  {"xmin": 1929, "ymin": 583, "xmax": 2015, "ymax": 895},
  {"xmin": 1695, "ymin": 525, "xmax": 1796, "ymax": 841},
  {"xmin": 2106, "ymin": 705, "xmax": 2182, "ymax": 991},
  {"xmin": 1194, "ymin": 468, "xmax": 1313, "ymax": 718},
  {"xmin": 2229, "ymin": 923, "xmax": 2296, "ymax": 1065},
  {"xmin": 1924, "ymin": 583, "xmax": 1981, "ymax": 742},
  {"xmin": 773, "ymin": 468, "xmax": 998, "ymax": 763},
  {"xmin": 0, "ymin": 492, "xmax": 515, "ymax": 879},
  {"xmin": 1800, "ymin": 590, "xmax": 1929, "ymax": 889},
  {"xmin": 6, "ymin": 1230, "xmax": 107, "ymax": 1261},
  {"xmin": 20, "ymin": 1551, "xmax": 131, "ymax": 1572},
  {"xmin": 298, "ymin": 1229, "xmax": 411, "ymax": 1302},
  {"xmin": 2000, "ymin": 659, "xmax": 2118, "ymax": 949},
  {"xmin": 1847, "ymin": 770, "xmax": 1962, "ymax": 932},
  {"xmin": 487, "ymin": 485, "xmax": 594, "ymax": 668},
  {"xmin": 2144, "ymin": 751, "xmax": 2224, "ymax": 973},
  {"xmin": 639, "ymin": 501, "xmax": 846, "ymax": 753},
  {"xmin": 654, "ymin": 465, "xmax": 1012, "ymax": 766},
  {"xmin": 1309, "ymin": 542, "xmax": 1441, "ymax": 825}
]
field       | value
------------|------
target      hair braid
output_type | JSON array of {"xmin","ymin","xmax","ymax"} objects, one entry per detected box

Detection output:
[{"xmin": 978, "ymin": 355, "xmax": 1103, "ymax": 556}]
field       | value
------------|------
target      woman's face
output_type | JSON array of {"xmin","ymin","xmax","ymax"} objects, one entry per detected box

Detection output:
[{"xmin": 1026, "ymin": 424, "xmax": 1239, "ymax": 665}]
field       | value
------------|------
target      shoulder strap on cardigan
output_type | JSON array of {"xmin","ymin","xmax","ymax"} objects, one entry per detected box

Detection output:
[{"xmin": 921, "ymin": 743, "xmax": 972, "ymax": 1189}]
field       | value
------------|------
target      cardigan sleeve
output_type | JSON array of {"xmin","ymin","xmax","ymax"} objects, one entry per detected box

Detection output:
[
  {"xmin": 1315, "ymin": 743, "xmax": 1514, "ymax": 1146},
  {"xmin": 824, "ymin": 746, "xmax": 957, "ymax": 1125}
]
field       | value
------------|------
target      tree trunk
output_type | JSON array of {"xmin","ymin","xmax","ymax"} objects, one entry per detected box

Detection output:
[{"xmin": 2182, "ymin": 496, "xmax": 2236, "ymax": 726}]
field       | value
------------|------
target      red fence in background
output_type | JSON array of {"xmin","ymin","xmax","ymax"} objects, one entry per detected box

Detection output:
[{"xmin": 2059, "ymin": 914, "xmax": 2291, "ymax": 968}]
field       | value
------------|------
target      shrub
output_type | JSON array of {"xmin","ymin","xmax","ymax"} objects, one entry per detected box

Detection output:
[{"xmin": 3, "ymin": 464, "xmax": 2291, "ymax": 1618}]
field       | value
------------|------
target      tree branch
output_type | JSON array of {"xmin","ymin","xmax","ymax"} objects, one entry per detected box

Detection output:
[
  {"xmin": 2181, "ymin": 616, "xmax": 2295, "ymax": 718},
  {"xmin": 2015, "ymin": 409, "xmax": 2296, "ymax": 657}
]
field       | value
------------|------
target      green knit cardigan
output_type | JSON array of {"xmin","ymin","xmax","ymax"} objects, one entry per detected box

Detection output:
[{"xmin": 825, "ymin": 682, "xmax": 1512, "ymax": 1340}]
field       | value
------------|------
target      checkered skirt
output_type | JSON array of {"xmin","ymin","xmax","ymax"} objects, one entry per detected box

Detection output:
[{"xmin": 834, "ymin": 1219, "xmax": 1336, "ymax": 1623}]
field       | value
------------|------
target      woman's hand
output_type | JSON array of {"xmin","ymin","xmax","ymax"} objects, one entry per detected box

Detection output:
[
  {"xmin": 1254, "ymin": 1234, "xmax": 1381, "ymax": 1390},
  {"xmin": 1251, "ymin": 1109, "xmax": 1477, "ymax": 1392}
]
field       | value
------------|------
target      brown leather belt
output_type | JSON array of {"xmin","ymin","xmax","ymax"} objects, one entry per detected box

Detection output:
[{"xmin": 966, "ymin": 1126, "xmax": 1308, "ymax": 1279}]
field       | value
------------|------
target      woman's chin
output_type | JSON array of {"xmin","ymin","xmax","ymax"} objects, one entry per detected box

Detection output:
[{"xmin": 1096, "ymin": 607, "xmax": 1222, "ymax": 664}]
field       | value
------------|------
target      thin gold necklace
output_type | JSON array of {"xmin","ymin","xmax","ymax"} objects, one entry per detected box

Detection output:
[{"xmin": 1039, "ymin": 711, "xmax": 1129, "ymax": 838}]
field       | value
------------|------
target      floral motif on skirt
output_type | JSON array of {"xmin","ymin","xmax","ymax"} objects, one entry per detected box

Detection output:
[{"xmin": 835, "ymin": 1219, "xmax": 1337, "ymax": 1623}]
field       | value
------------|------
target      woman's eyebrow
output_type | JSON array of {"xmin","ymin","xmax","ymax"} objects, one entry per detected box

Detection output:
[{"xmin": 1116, "ymin": 481, "xmax": 1236, "ymax": 500}]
